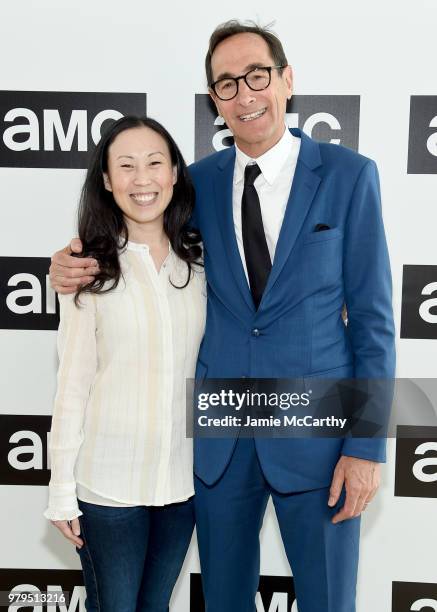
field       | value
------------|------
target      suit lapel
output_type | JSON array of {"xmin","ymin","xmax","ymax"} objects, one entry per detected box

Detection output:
[
  {"xmin": 262, "ymin": 129, "xmax": 322, "ymax": 300},
  {"xmin": 210, "ymin": 129, "xmax": 323, "ymax": 311},
  {"xmin": 213, "ymin": 148, "xmax": 254, "ymax": 311}
]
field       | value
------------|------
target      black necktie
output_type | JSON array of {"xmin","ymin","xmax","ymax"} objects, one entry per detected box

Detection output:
[{"xmin": 241, "ymin": 163, "xmax": 272, "ymax": 309}]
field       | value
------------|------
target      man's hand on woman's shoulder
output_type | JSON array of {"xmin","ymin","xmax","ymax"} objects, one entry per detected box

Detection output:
[{"xmin": 49, "ymin": 238, "xmax": 99, "ymax": 294}]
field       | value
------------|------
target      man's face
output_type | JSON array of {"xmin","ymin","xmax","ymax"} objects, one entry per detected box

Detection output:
[{"xmin": 210, "ymin": 32, "xmax": 292, "ymax": 158}]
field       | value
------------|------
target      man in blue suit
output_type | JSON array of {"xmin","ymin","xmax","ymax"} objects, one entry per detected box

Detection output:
[
  {"xmin": 190, "ymin": 21, "xmax": 394, "ymax": 612},
  {"xmin": 50, "ymin": 20, "xmax": 395, "ymax": 612}
]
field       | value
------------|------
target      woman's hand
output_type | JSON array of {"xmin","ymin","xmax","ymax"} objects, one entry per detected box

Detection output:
[{"xmin": 51, "ymin": 518, "xmax": 84, "ymax": 548}]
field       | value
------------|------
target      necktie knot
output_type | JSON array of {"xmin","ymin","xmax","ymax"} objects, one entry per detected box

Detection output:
[{"xmin": 244, "ymin": 163, "xmax": 261, "ymax": 187}]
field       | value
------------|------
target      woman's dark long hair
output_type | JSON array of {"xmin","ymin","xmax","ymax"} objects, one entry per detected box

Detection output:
[{"xmin": 75, "ymin": 115, "xmax": 202, "ymax": 303}]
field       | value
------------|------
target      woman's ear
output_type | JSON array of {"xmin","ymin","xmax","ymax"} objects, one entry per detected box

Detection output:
[
  {"xmin": 172, "ymin": 166, "xmax": 177, "ymax": 186},
  {"xmin": 103, "ymin": 173, "xmax": 112, "ymax": 191}
]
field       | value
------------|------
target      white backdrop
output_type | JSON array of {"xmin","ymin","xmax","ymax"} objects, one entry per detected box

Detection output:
[{"xmin": 1, "ymin": 1, "xmax": 436, "ymax": 610}]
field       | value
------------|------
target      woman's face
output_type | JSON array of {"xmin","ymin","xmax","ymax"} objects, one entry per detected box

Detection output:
[{"xmin": 103, "ymin": 126, "xmax": 177, "ymax": 232}]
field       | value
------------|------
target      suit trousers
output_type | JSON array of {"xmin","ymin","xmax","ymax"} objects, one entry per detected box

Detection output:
[{"xmin": 194, "ymin": 438, "xmax": 360, "ymax": 612}]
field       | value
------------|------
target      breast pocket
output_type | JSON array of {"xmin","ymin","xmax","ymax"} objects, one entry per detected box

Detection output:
[
  {"xmin": 298, "ymin": 229, "xmax": 344, "ymax": 288},
  {"xmin": 301, "ymin": 227, "xmax": 343, "ymax": 245}
]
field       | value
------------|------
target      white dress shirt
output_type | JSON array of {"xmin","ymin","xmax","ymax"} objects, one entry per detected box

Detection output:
[
  {"xmin": 233, "ymin": 128, "xmax": 301, "ymax": 279},
  {"xmin": 44, "ymin": 242, "xmax": 206, "ymax": 521}
]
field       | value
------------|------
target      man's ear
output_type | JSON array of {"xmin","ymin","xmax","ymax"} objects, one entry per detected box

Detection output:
[
  {"xmin": 208, "ymin": 88, "xmax": 221, "ymax": 117},
  {"xmin": 103, "ymin": 173, "xmax": 112, "ymax": 192},
  {"xmin": 284, "ymin": 65, "xmax": 293, "ymax": 100}
]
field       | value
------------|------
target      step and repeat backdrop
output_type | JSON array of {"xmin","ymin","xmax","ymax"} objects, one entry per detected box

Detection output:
[{"xmin": 0, "ymin": 1, "xmax": 436, "ymax": 611}]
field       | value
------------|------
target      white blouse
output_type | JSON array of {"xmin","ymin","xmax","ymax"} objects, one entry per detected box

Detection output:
[{"xmin": 44, "ymin": 241, "xmax": 206, "ymax": 521}]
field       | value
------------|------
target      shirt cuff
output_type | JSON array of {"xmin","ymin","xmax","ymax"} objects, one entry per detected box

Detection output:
[{"xmin": 44, "ymin": 482, "xmax": 82, "ymax": 521}]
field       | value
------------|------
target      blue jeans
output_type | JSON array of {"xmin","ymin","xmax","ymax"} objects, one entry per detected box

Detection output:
[{"xmin": 76, "ymin": 497, "xmax": 194, "ymax": 612}]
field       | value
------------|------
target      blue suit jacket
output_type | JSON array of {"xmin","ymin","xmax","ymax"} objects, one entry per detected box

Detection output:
[{"xmin": 189, "ymin": 128, "xmax": 395, "ymax": 492}]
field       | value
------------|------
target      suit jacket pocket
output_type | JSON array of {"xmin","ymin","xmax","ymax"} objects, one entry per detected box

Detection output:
[
  {"xmin": 302, "ymin": 227, "xmax": 343, "ymax": 245},
  {"xmin": 303, "ymin": 364, "xmax": 354, "ymax": 399},
  {"xmin": 297, "ymin": 228, "xmax": 343, "ymax": 290}
]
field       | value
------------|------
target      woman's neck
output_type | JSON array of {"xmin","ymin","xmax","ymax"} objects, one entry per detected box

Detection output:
[{"xmin": 126, "ymin": 219, "xmax": 168, "ymax": 250}]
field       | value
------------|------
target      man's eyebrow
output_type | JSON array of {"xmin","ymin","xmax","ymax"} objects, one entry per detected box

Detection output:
[{"xmin": 214, "ymin": 63, "xmax": 266, "ymax": 81}]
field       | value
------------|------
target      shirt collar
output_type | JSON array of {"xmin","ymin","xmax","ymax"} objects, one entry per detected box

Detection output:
[
  {"xmin": 234, "ymin": 127, "xmax": 299, "ymax": 186},
  {"xmin": 125, "ymin": 239, "xmax": 171, "ymax": 255}
]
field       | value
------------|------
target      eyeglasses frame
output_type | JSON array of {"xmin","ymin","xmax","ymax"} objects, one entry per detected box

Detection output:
[{"xmin": 210, "ymin": 65, "xmax": 288, "ymax": 101}]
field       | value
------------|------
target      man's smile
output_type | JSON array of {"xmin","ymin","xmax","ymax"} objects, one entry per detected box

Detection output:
[{"xmin": 238, "ymin": 107, "xmax": 267, "ymax": 122}]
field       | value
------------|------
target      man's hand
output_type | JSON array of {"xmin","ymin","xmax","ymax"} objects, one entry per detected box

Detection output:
[
  {"xmin": 49, "ymin": 238, "xmax": 99, "ymax": 294},
  {"xmin": 328, "ymin": 455, "xmax": 380, "ymax": 524}
]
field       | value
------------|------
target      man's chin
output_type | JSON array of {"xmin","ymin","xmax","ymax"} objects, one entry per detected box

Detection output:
[{"xmin": 234, "ymin": 130, "xmax": 278, "ymax": 156}]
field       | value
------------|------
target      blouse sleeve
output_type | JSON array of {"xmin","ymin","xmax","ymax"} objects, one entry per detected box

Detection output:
[{"xmin": 44, "ymin": 291, "xmax": 97, "ymax": 521}]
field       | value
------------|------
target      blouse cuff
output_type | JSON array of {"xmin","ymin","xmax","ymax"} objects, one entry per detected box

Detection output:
[
  {"xmin": 45, "ymin": 482, "xmax": 82, "ymax": 521},
  {"xmin": 44, "ymin": 507, "xmax": 83, "ymax": 521}
]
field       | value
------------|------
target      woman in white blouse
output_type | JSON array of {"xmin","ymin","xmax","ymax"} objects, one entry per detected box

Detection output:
[{"xmin": 45, "ymin": 116, "xmax": 206, "ymax": 611}]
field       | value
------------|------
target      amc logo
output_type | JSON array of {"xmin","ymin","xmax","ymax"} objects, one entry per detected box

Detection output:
[
  {"xmin": 395, "ymin": 426, "xmax": 437, "ymax": 498},
  {"xmin": 0, "ymin": 569, "xmax": 85, "ymax": 611},
  {"xmin": 0, "ymin": 90, "xmax": 147, "ymax": 168},
  {"xmin": 190, "ymin": 573, "xmax": 297, "ymax": 611},
  {"xmin": 401, "ymin": 265, "xmax": 437, "ymax": 340},
  {"xmin": 194, "ymin": 94, "xmax": 360, "ymax": 160},
  {"xmin": 0, "ymin": 257, "xmax": 58, "ymax": 330},
  {"xmin": 0, "ymin": 415, "xmax": 51, "ymax": 486},
  {"xmin": 392, "ymin": 581, "xmax": 437, "ymax": 611},
  {"xmin": 407, "ymin": 96, "xmax": 437, "ymax": 174}
]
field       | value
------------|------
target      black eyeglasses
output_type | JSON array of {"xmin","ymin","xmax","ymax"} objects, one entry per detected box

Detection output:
[{"xmin": 210, "ymin": 65, "xmax": 287, "ymax": 101}]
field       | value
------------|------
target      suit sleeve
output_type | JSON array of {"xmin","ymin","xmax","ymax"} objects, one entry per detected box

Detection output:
[
  {"xmin": 187, "ymin": 164, "xmax": 199, "ymax": 231},
  {"xmin": 44, "ymin": 292, "xmax": 97, "ymax": 520},
  {"xmin": 341, "ymin": 159, "xmax": 396, "ymax": 462}
]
